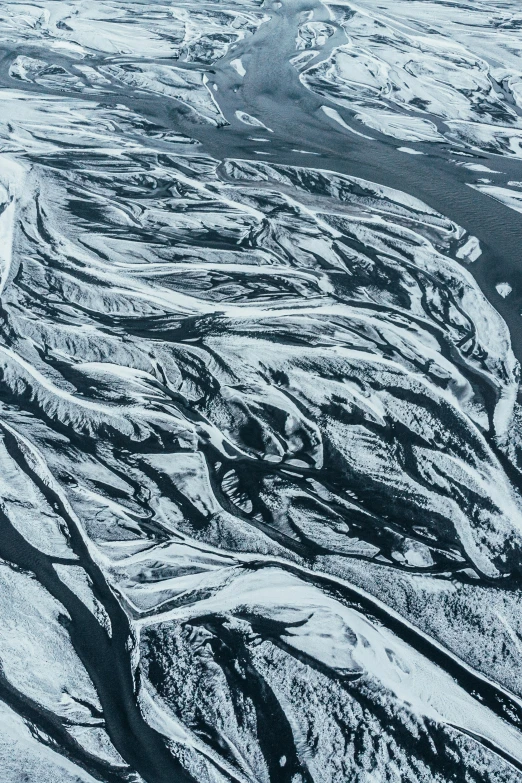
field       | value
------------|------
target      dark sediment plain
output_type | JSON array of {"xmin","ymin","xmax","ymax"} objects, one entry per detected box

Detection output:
[{"xmin": 2, "ymin": 1, "xmax": 522, "ymax": 781}]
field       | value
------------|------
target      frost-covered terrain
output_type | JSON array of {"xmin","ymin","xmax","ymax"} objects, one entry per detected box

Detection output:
[
  {"xmin": 300, "ymin": 0, "xmax": 522, "ymax": 152},
  {"xmin": 1, "ymin": 1, "xmax": 522, "ymax": 782}
]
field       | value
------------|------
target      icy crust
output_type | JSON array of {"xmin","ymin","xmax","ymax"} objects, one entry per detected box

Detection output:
[
  {"xmin": 2, "ymin": 96, "xmax": 522, "ymax": 775},
  {"xmin": 1, "ymin": 1, "xmax": 268, "ymax": 126},
  {"xmin": 328, "ymin": 557, "xmax": 522, "ymax": 712},
  {"xmin": 138, "ymin": 567, "xmax": 522, "ymax": 783},
  {"xmin": 0, "ymin": 699, "xmax": 107, "ymax": 783},
  {"xmin": 0, "ymin": 1, "xmax": 267, "ymax": 59},
  {"xmin": 299, "ymin": 0, "xmax": 522, "ymax": 154},
  {"xmin": 3, "ymin": 134, "xmax": 519, "ymax": 581},
  {"xmin": 1, "ymin": 14, "xmax": 522, "ymax": 778}
]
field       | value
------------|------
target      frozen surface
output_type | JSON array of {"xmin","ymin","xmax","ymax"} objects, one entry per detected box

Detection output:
[
  {"xmin": 0, "ymin": 1, "xmax": 522, "ymax": 782},
  {"xmin": 300, "ymin": 0, "xmax": 522, "ymax": 154}
]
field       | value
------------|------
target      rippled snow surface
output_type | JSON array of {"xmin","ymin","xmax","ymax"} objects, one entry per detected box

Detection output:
[{"xmin": 2, "ymin": 1, "xmax": 522, "ymax": 782}]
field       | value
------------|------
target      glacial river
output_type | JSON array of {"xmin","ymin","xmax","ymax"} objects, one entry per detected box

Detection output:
[{"xmin": 1, "ymin": 1, "xmax": 522, "ymax": 782}]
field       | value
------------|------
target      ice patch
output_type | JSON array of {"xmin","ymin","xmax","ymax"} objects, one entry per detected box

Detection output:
[
  {"xmin": 230, "ymin": 58, "xmax": 246, "ymax": 77},
  {"xmin": 235, "ymin": 110, "xmax": 273, "ymax": 131},
  {"xmin": 321, "ymin": 105, "xmax": 374, "ymax": 139},
  {"xmin": 496, "ymin": 282, "xmax": 512, "ymax": 298}
]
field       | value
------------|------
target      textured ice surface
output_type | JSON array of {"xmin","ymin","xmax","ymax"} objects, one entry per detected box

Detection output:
[
  {"xmin": 300, "ymin": 0, "xmax": 522, "ymax": 154},
  {"xmin": 1, "ymin": 1, "xmax": 522, "ymax": 782}
]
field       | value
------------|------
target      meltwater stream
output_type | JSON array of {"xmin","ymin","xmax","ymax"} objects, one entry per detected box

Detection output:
[{"xmin": 1, "ymin": 1, "xmax": 522, "ymax": 782}]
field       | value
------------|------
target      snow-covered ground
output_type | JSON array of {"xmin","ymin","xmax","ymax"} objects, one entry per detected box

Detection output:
[{"xmin": 0, "ymin": 2, "xmax": 522, "ymax": 782}]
